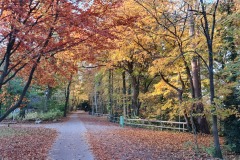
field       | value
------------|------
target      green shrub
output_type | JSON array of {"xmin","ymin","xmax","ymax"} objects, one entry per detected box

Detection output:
[
  {"xmin": 24, "ymin": 112, "xmax": 38, "ymax": 121},
  {"xmin": 38, "ymin": 109, "xmax": 63, "ymax": 121},
  {"xmin": 21, "ymin": 109, "xmax": 63, "ymax": 121},
  {"xmin": 224, "ymin": 115, "xmax": 240, "ymax": 153},
  {"xmin": 48, "ymin": 99, "xmax": 65, "ymax": 112},
  {"xmin": 201, "ymin": 144, "xmax": 215, "ymax": 156}
]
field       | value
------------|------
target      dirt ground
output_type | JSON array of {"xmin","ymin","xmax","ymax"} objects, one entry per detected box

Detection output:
[
  {"xmin": 79, "ymin": 113, "xmax": 236, "ymax": 160},
  {"xmin": 1, "ymin": 112, "xmax": 238, "ymax": 160}
]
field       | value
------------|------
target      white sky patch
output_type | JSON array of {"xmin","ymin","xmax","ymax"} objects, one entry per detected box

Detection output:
[{"xmin": 69, "ymin": 0, "xmax": 94, "ymax": 11}]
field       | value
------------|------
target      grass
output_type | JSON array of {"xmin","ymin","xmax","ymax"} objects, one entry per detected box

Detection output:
[{"xmin": 0, "ymin": 127, "xmax": 30, "ymax": 138}]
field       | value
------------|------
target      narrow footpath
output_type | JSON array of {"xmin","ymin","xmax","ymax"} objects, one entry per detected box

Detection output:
[{"xmin": 46, "ymin": 111, "xmax": 94, "ymax": 160}]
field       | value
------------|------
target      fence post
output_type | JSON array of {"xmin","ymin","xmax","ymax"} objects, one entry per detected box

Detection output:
[
  {"xmin": 120, "ymin": 116, "xmax": 124, "ymax": 127},
  {"xmin": 161, "ymin": 121, "xmax": 163, "ymax": 131}
]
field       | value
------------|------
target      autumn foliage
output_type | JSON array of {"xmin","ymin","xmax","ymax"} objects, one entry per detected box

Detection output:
[{"xmin": 0, "ymin": 0, "xmax": 131, "ymax": 121}]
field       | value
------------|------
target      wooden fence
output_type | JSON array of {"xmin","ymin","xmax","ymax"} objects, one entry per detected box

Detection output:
[
  {"xmin": 125, "ymin": 118, "xmax": 188, "ymax": 132},
  {"xmin": 106, "ymin": 115, "xmax": 187, "ymax": 132}
]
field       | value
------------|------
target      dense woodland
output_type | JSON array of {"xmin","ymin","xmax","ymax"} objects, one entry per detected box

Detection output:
[{"xmin": 0, "ymin": 0, "xmax": 239, "ymax": 159}]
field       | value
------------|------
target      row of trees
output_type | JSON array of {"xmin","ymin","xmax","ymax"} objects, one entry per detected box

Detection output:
[
  {"xmin": 0, "ymin": 0, "xmax": 128, "ymax": 120},
  {"xmin": 75, "ymin": 0, "xmax": 239, "ymax": 158},
  {"xmin": 0, "ymin": 0, "xmax": 239, "ymax": 159}
]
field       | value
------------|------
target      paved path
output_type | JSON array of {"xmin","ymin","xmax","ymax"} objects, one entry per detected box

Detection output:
[{"xmin": 46, "ymin": 112, "xmax": 94, "ymax": 160}]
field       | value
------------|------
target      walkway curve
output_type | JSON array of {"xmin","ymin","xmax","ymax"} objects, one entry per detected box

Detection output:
[{"xmin": 46, "ymin": 111, "xmax": 94, "ymax": 160}]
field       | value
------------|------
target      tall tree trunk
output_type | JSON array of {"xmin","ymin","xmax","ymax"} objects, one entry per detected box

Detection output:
[
  {"xmin": 64, "ymin": 77, "xmax": 72, "ymax": 117},
  {"xmin": 127, "ymin": 83, "xmax": 131, "ymax": 116},
  {"xmin": 131, "ymin": 75, "xmax": 140, "ymax": 116},
  {"xmin": 199, "ymin": 0, "xmax": 222, "ymax": 157},
  {"xmin": 44, "ymin": 85, "xmax": 52, "ymax": 112},
  {"xmin": 108, "ymin": 69, "xmax": 112, "ymax": 114},
  {"xmin": 192, "ymin": 58, "xmax": 201, "ymax": 98},
  {"xmin": 94, "ymin": 88, "xmax": 98, "ymax": 114},
  {"xmin": 0, "ymin": 103, "xmax": 2, "ymax": 117},
  {"xmin": 209, "ymin": 46, "xmax": 222, "ymax": 158},
  {"xmin": 122, "ymin": 71, "xmax": 127, "ymax": 117},
  {"xmin": 91, "ymin": 95, "xmax": 94, "ymax": 115},
  {"xmin": 189, "ymin": 2, "xmax": 210, "ymax": 134},
  {"xmin": 191, "ymin": 58, "xmax": 210, "ymax": 134}
]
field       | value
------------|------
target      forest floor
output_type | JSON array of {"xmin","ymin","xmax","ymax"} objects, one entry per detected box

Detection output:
[
  {"xmin": 0, "ymin": 111, "xmax": 94, "ymax": 160},
  {"xmin": 0, "ymin": 126, "xmax": 57, "ymax": 159},
  {"xmin": 80, "ymin": 113, "xmax": 237, "ymax": 160},
  {"xmin": 0, "ymin": 111, "xmax": 238, "ymax": 160}
]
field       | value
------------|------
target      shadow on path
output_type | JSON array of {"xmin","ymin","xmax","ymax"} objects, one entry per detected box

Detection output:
[{"xmin": 46, "ymin": 111, "xmax": 94, "ymax": 160}]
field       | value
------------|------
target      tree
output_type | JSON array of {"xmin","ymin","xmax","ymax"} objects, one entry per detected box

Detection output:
[
  {"xmin": 198, "ymin": 0, "xmax": 222, "ymax": 158},
  {"xmin": 64, "ymin": 75, "xmax": 72, "ymax": 117},
  {"xmin": 105, "ymin": 0, "xmax": 162, "ymax": 116},
  {"xmin": 0, "ymin": 0, "xmax": 124, "ymax": 122},
  {"xmin": 216, "ymin": 0, "xmax": 240, "ymax": 153}
]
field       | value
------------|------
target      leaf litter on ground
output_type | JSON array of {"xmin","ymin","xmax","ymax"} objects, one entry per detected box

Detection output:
[
  {"xmin": 0, "ymin": 126, "xmax": 57, "ymax": 160},
  {"xmin": 79, "ymin": 114, "xmax": 227, "ymax": 160}
]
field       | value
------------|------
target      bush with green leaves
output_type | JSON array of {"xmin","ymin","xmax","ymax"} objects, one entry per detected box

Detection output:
[
  {"xmin": 38, "ymin": 109, "xmax": 63, "ymax": 121},
  {"xmin": 18, "ymin": 109, "xmax": 63, "ymax": 121},
  {"xmin": 48, "ymin": 99, "xmax": 65, "ymax": 112},
  {"xmin": 224, "ymin": 115, "xmax": 240, "ymax": 153},
  {"xmin": 24, "ymin": 112, "xmax": 38, "ymax": 121}
]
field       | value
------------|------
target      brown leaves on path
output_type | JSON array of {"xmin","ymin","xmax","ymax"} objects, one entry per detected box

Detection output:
[
  {"xmin": 80, "ymin": 114, "xmax": 220, "ymax": 160},
  {"xmin": 0, "ymin": 126, "xmax": 57, "ymax": 160}
]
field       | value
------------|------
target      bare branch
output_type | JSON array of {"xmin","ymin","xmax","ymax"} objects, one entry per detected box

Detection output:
[
  {"xmin": 160, "ymin": 73, "xmax": 182, "ymax": 93},
  {"xmin": 211, "ymin": 0, "xmax": 219, "ymax": 42},
  {"xmin": 3, "ymin": 63, "xmax": 28, "ymax": 85}
]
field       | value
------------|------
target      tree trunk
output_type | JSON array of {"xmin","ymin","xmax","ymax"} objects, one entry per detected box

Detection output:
[
  {"xmin": 94, "ymin": 81, "xmax": 99, "ymax": 114},
  {"xmin": 131, "ymin": 75, "xmax": 140, "ymax": 116},
  {"xmin": 192, "ymin": 58, "xmax": 201, "ymax": 98},
  {"xmin": 209, "ymin": 48, "xmax": 222, "ymax": 157},
  {"xmin": 44, "ymin": 85, "xmax": 52, "ymax": 112},
  {"xmin": 178, "ymin": 91, "xmax": 191, "ymax": 131},
  {"xmin": 0, "ymin": 32, "xmax": 16, "ymax": 90},
  {"xmin": 127, "ymin": 83, "xmax": 131, "ymax": 116},
  {"xmin": 189, "ymin": 2, "xmax": 210, "ymax": 134},
  {"xmin": 0, "ymin": 103, "xmax": 2, "ymax": 117},
  {"xmin": 64, "ymin": 77, "xmax": 72, "ymax": 117},
  {"xmin": 177, "ymin": 74, "xmax": 191, "ymax": 131},
  {"xmin": 108, "ymin": 69, "xmax": 112, "ymax": 114},
  {"xmin": 91, "ymin": 96, "xmax": 94, "ymax": 115},
  {"xmin": 199, "ymin": 0, "xmax": 222, "ymax": 157},
  {"xmin": 191, "ymin": 58, "xmax": 210, "ymax": 134},
  {"xmin": 122, "ymin": 71, "xmax": 127, "ymax": 117}
]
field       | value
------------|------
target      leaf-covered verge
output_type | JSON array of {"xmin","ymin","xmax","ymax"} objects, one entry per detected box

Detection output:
[
  {"xmin": 79, "ymin": 114, "xmax": 238, "ymax": 160},
  {"xmin": 0, "ymin": 126, "xmax": 57, "ymax": 159}
]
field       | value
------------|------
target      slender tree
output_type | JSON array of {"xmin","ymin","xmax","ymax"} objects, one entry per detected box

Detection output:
[
  {"xmin": 198, "ymin": 0, "xmax": 222, "ymax": 158},
  {"xmin": 64, "ymin": 75, "xmax": 72, "ymax": 117}
]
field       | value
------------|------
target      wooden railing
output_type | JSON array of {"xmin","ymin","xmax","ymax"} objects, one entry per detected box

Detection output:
[
  {"xmin": 106, "ymin": 115, "xmax": 188, "ymax": 132},
  {"xmin": 93, "ymin": 113, "xmax": 109, "ymax": 117},
  {"xmin": 124, "ymin": 118, "xmax": 188, "ymax": 132}
]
